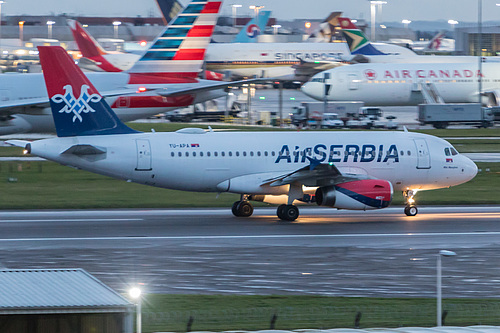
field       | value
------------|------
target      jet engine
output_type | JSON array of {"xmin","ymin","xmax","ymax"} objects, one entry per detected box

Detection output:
[{"xmin": 315, "ymin": 179, "xmax": 393, "ymax": 210}]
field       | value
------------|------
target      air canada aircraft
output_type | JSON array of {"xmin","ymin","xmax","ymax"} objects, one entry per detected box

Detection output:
[
  {"xmin": 301, "ymin": 61, "xmax": 500, "ymax": 106},
  {"xmin": 8, "ymin": 46, "xmax": 478, "ymax": 221}
]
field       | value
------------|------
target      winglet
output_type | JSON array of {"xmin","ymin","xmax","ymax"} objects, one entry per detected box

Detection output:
[{"xmin": 38, "ymin": 46, "xmax": 139, "ymax": 137}]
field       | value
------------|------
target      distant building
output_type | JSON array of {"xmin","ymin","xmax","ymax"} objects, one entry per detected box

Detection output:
[
  {"xmin": 0, "ymin": 269, "xmax": 135, "ymax": 333},
  {"xmin": 455, "ymin": 25, "xmax": 500, "ymax": 55}
]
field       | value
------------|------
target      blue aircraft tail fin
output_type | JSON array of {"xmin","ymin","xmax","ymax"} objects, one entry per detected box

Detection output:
[
  {"xmin": 233, "ymin": 11, "xmax": 271, "ymax": 43},
  {"xmin": 38, "ymin": 46, "xmax": 139, "ymax": 137}
]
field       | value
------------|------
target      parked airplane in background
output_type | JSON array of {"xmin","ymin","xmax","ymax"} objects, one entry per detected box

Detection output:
[
  {"xmin": 338, "ymin": 17, "xmax": 497, "ymax": 64},
  {"xmin": 301, "ymin": 61, "xmax": 500, "ymax": 106},
  {"xmin": 8, "ymin": 46, "xmax": 478, "ymax": 222},
  {"xmin": 69, "ymin": 11, "xmax": 270, "ymax": 73},
  {"xmin": 0, "ymin": 0, "xmax": 249, "ymax": 135}
]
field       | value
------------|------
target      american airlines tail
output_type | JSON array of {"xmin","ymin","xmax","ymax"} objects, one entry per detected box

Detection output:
[
  {"xmin": 232, "ymin": 10, "xmax": 271, "ymax": 43},
  {"xmin": 38, "ymin": 46, "xmax": 138, "ymax": 138},
  {"xmin": 128, "ymin": 0, "xmax": 222, "ymax": 83},
  {"xmin": 337, "ymin": 17, "xmax": 386, "ymax": 56},
  {"xmin": 67, "ymin": 19, "xmax": 123, "ymax": 72}
]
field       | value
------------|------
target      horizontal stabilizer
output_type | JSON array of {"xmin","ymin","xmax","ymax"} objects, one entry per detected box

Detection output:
[
  {"xmin": 157, "ymin": 78, "xmax": 271, "ymax": 97},
  {"xmin": 61, "ymin": 144, "xmax": 107, "ymax": 155},
  {"xmin": 5, "ymin": 140, "xmax": 30, "ymax": 148}
]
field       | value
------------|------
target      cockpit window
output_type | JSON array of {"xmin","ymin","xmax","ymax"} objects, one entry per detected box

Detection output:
[
  {"xmin": 445, "ymin": 148, "xmax": 451, "ymax": 156},
  {"xmin": 311, "ymin": 77, "xmax": 324, "ymax": 83},
  {"xmin": 450, "ymin": 148, "xmax": 458, "ymax": 155}
]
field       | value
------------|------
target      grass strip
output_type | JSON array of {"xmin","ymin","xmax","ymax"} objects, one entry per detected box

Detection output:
[{"xmin": 137, "ymin": 295, "xmax": 500, "ymax": 332}]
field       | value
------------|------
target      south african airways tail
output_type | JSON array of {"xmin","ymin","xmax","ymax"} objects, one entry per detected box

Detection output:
[{"xmin": 337, "ymin": 17, "xmax": 386, "ymax": 56}]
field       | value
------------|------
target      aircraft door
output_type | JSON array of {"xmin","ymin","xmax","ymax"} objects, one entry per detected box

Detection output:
[
  {"xmin": 117, "ymin": 96, "xmax": 130, "ymax": 108},
  {"xmin": 135, "ymin": 139, "xmax": 152, "ymax": 171},
  {"xmin": 348, "ymin": 73, "xmax": 359, "ymax": 90},
  {"xmin": 414, "ymin": 139, "xmax": 431, "ymax": 169}
]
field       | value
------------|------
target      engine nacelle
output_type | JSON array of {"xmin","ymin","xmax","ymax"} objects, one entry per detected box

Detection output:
[{"xmin": 315, "ymin": 179, "xmax": 393, "ymax": 210}]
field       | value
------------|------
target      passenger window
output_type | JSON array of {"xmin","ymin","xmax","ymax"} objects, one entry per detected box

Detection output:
[
  {"xmin": 243, "ymin": 152, "xmax": 247, "ymax": 157},
  {"xmin": 264, "ymin": 151, "xmax": 268, "ymax": 156},
  {"xmin": 257, "ymin": 151, "xmax": 261, "ymax": 156},
  {"xmin": 236, "ymin": 152, "xmax": 240, "ymax": 157},
  {"xmin": 407, "ymin": 150, "xmax": 411, "ymax": 156},
  {"xmin": 229, "ymin": 151, "xmax": 232, "ymax": 157},
  {"xmin": 185, "ymin": 152, "xmax": 189, "ymax": 157},
  {"xmin": 272, "ymin": 151, "xmax": 276, "ymax": 156},
  {"xmin": 214, "ymin": 152, "xmax": 218, "ymax": 157},
  {"xmin": 445, "ymin": 148, "xmax": 451, "ymax": 156},
  {"xmin": 171, "ymin": 152, "xmax": 174, "ymax": 157},
  {"xmin": 401, "ymin": 151, "xmax": 404, "ymax": 156},
  {"xmin": 200, "ymin": 152, "xmax": 204, "ymax": 157},
  {"xmin": 250, "ymin": 151, "xmax": 254, "ymax": 157},
  {"xmin": 221, "ymin": 152, "xmax": 225, "ymax": 157},
  {"xmin": 178, "ymin": 152, "xmax": 182, "ymax": 157},
  {"xmin": 207, "ymin": 152, "xmax": 211, "ymax": 157},
  {"xmin": 193, "ymin": 152, "xmax": 196, "ymax": 157}
]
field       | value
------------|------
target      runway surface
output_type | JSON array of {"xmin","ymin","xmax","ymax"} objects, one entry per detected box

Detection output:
[{"xmin": 1, "ymin": 206, "xmax": 500, "ymax": 298}]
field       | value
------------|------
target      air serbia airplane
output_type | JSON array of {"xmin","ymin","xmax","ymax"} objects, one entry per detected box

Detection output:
[
  {"xmin": 7, "ymin": 46, "xmax": 478, "ymax": 221},
  {"xmin": 0, "ymin": 0, "xmax": 240, "ymax": 135}
]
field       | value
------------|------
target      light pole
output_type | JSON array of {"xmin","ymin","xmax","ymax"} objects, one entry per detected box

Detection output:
[
  {"xmin": 402, "ymin": 19, "xmax": 411, "ymax": 30},
  {"xmin": 249, "ymin": 5, "xmax": 264, "ymax": 18},
  {"xmin": 0, "ymin": 1, "xmax": 6, "ymax": 53},
  {"xmin": 46, "ymin": 20, "xmax": 55, "ymax": 39},
  {"xmin": 113, "ymin": 21, "xmax": 121, "ymax": 39},
  {"xmin": 448, "ymin": 19, "xmax": 458, "ymax": 31},
  {"xmin": 370, "ymin": 1, "xmax": 387, "ymax": 41},
  {"xmin": 231, "ymin": 4, "xmax": 241, "ymax": 27},
  {"xmin": 129, "ymin": 287, "xmax": 142, "ymax": 333},
  {"xmin": 18, "ymin": 21, "xmax": 24, "ymax": 42},
  {"xmin": 437, "ymin": 250, "xmax": 456, "ymax": 327}
]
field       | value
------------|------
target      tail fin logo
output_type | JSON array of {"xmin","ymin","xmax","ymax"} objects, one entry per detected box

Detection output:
[
  {"xmin": 246, "ymin": 24, "xmax": 261, "ymax": 38},
  {"xmin": 51, "ymin": 85, "xmax": 102, "ymax": 123}
]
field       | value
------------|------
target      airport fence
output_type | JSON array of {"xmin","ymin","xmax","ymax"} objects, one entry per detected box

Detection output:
[{"xmin": 143, "ymin": 302, "xmax": 500, "ymax": 332}]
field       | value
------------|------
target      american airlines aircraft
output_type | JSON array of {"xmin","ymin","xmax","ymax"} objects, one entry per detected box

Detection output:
[
  {"xmin": 301, "ymin": 62, "xmax": 500, "ymax": 106},
  {"xmin": 0, "ymin": 0, "xmax": 240, "ymax": 135},
  {"xmin": 68, "ymin": 12, "xmax": 271, "ymax": 73},
  {"xmin": 7, "ymin": 46, "xmax": 478, "ymax": 221}
]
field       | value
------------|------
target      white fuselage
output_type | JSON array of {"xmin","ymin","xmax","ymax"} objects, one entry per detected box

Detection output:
[
  {"xmin": 27, "ymin": 131, "xmax": 477, "ymax": 196},
  {"xmin": 204, "ymin": 42, "xmax": 417, "ymax": 79},
  {"xmin": 302, "ymin": 62, "xmax": 500, "ymax": 106},
  {"xmin": 0, "ymin": 72, "xmax": 224, "ymax": 134}
]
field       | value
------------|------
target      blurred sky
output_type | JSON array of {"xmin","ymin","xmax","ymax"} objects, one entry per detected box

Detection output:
[{"xmin": 5, "ymin": 0, "xmax": 500, "ymax": 23}]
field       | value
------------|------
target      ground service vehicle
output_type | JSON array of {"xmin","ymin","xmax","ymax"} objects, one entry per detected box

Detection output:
[{"xmin": 418, "ymin": 103, "xmax": 494, "ymax": 129}]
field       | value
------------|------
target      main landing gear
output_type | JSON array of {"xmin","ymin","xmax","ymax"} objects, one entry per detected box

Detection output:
[
  {"xmin": 403, "ymin": 190, "xmax": 418, "ymax": 216},
  {"xmin": 277, "ymin": 204, "xmax": 299, "ymax": 221}
]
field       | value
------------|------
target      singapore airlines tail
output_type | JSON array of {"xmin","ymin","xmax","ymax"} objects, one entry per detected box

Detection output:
[
  {"xmin": 67, "ymin": 19, "xmax": 123, "ymax": 72},
  {"xmin": 38, "ymin": 46, "xmax": 138, "ymax": 137},
  {"xmin": 337, "ymin": 17, "xmax": 386, "ymax": 56},
  {"xmin": 232, "ymin": 10, "xmax": 271, "ymax": 43},
  {"xmin": 127, "ymin": 0, "xmax": 222, "ymax": 83}
]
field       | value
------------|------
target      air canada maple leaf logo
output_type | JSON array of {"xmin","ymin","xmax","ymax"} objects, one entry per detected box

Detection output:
[
  {"xmin": 364, "ymin": 69, "xmax": 377, "ymax": 80},
  {"xmin": 51, "ymin": 84, "xmax": 102, "ymax": 123}
]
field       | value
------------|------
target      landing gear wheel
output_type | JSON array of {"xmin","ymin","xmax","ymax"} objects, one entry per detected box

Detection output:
[
  {"xmin": 232, "ymin": 201, "xmax": 241, "ymax": 216},
  {"xmin": 277, "ymin": 204, "xmax": 299, "ymax": 221},
  {"xmin": 404, "ymin": 205, "xmax": 418, "ymax": 216},
  {"xmin": 232, "ymin": 201, "xmax": 253, "ymax": 217},
  {"xmin": 277, "ymin": 204, "xmax": 287, "ymax": 220}
]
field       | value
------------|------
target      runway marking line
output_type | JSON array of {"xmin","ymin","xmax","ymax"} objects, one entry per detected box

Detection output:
[
  {"xmin": 0, "ymin": 218, "xmax": 143, "ymax": 223},
  {"xmin": 2, "ymin": 231, "xmax": 500, "ymax": 242}
]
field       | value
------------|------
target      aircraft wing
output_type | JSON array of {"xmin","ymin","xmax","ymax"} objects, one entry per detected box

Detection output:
[
  {"xmin": 0, "ymin": 88, "xmax": 139, "ymax": 115},
  {"xmin": 292, "ymin": 59, "xmax": 346, "ymax": 82},
  {"xmin": 262, "ymin": 159, "xmax": 371, "ymax": 187},
  {"xmin": 156, "ymin": 78, "xmax": 271, "ymax": 97}
]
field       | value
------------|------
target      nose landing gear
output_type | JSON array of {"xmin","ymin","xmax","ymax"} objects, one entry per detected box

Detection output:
[{"xmin": 403, "ymin": 190, "xmax": 418, "ymax": 216}]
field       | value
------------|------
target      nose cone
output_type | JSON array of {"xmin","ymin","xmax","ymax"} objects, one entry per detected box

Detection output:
[
  {"xmin": 301, "ymin": 80, "xmax": 323, "ymax": 100},
  {"xmin": 460, "ymin": 156, "xmax": 478, "ymax": 184}
]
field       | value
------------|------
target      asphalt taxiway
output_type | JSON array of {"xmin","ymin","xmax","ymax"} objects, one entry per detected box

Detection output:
[{"xmin": 1, "ymin": 206, "xmax": 500, "ymax": 297}]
